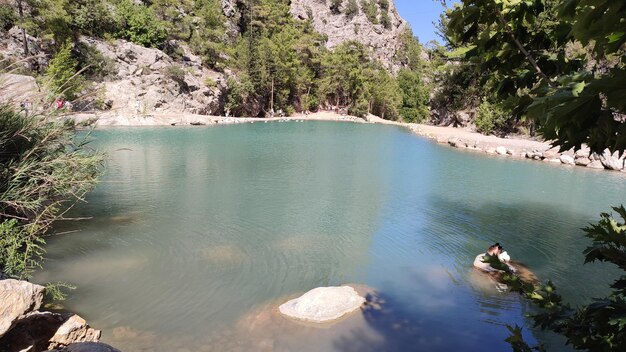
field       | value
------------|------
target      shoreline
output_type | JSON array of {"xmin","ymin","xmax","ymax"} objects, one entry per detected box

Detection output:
[{"xmin": 72, "ymin": 110, "xmax": 625, "ymax": 174}]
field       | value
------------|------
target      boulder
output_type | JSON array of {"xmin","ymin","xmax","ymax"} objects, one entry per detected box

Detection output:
[
  {"xmin": 495, "ymin": 146, "xmax": 508, "ymax": 155},
  {"xmin": 0, "ymin": 73, "xmax": 41, "ymax": 104},
  {"xmin": 575, "ymin": 157, "xmax": 591, "ymax": 167},
  {"xmin": 525, "ymin": 150, "xmax": 543, "ymax": 160},
  {"xmin": 0, "ymin": 311, "xmax": 99, "ymax": 352},
  {"xmin": 587, "ymin": 160, "xmax": 605, "ymax": 169},
  {"xmin": 0, "ymin": 279, "xmax": 45, "ymax": 338},
  {"xmin": 49, "ymin": 314, "xmax": 101, "ymax": 348},
  {"xmin": 279, "ymin": 286, "xmax": 366, "ymax": 323},
  {"xmin": 559, "ymin": 155, "xmax": 575, "ymax": 165},
  {"xmin": 543, "ymin": 149, "xmax": 560, "ymax": 160},
  {"xmin": 599, "ymin": 149, "xmax": 625, "ymax": 171},
  {"xmin": 53, "ymin": 342, "xmax": 121, "ymax": 352}
]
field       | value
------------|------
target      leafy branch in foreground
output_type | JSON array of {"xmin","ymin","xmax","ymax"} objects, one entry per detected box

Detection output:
[
  {"xmin": 487, "ymin": 207, "xmax": 626, "ymax": 351},
  {"xmin": 0, "ymin": 103, "xmax": 103, "ymax": 279}
]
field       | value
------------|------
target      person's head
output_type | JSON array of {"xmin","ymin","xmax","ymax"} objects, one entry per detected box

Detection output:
[{"xmin": 487, "ymin": 243, "xmax": 502, "ymax": 256}]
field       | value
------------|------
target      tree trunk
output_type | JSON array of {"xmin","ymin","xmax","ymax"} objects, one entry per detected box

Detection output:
[{"xmin": 16, "ymin": 0, "xmax": 29, "ymax": 57}]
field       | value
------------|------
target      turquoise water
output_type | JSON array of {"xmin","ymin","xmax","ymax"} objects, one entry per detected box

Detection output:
[{"xmin": 36, "ymin": 122, "xmax": 626, "ymax": 351}]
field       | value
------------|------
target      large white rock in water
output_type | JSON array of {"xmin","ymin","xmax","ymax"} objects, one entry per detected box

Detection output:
[{"xmin": 279, "ymin": 286, "xmax": 366, "ymax": 323}]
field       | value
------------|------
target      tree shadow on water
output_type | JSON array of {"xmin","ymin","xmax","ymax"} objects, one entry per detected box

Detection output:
[{"xmin": 333, "ymin": 291, "xmax": 479, "ymax": 352}]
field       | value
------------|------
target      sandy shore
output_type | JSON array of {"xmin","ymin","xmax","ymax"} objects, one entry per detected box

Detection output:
[{"xmin": 71, "ymin": 110, "xmax": 624, "ymax": 173}]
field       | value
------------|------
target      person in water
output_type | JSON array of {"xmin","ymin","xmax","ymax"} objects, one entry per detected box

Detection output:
[
  {"xmin": 473, "ymin": 243, "xmax": 539, "ymax": 284},
  {"xmin": 473, "ymin": 243, "xmax": 516, "ymax": 273}
]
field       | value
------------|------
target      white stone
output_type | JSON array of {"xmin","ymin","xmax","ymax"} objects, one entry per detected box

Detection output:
[
  {"xmin": 496, "ymin": 146, "xmax": 508, "ymax": 155},
  {"xmin": 279, "ymin": 286, "xmax": 365, "ymax": 323},
  {"xmin": 559, "ymin": 155, "xmax": 575, "ymax": 165}
]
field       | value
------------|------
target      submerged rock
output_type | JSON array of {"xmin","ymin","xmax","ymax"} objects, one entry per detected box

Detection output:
[
  {"xmin": 0, "ymin": 279, "xmax": 45, "ymax": 338},
  {"xmin": 279, "ymin": 286, "xmax": 366, "ymax": 323}
]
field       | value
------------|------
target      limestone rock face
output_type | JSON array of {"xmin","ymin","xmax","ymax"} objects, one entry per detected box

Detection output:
[
  {"xmin": 0, "ymin": 73, "xmax": 40, "ymax": 103},
  {"xmin": 279, "ymin": 286, "xmax": 366, "ymax": 323},
  {"xmin": 0, "ymin": 279, "xmax": 45, "ymax": 338},
  {"xmin": 82, "ymin": 37, "xmax": 226, "ymax": 118},
  {"xmin": 0, "ymin": 27, "xmax": 48, "ymax": 69},
  {"xmin": 290, "ymin": 0, "xmax": 409, "ymax": 73}
]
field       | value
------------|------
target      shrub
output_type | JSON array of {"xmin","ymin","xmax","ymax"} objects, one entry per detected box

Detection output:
[
  {"xmin": 475, "ymin": 99, "xmax": 509, "ymax": 135},
  {"xmin": 380, "ymin": 11, "xmax": 391, "ymax": 29},
  {"xmin": 45, "ymin": 42, "xmax": 85, "ymax": 100},
  {"xmin": 345, "ymin": 0, "xmax": 359, "ymax": 18},
  {"xmin": 115, "ymin": 0, "xmax": 167, "ymax": 48},
  {"xmin": 0, "ymin": 5, "xmax": 16, "ymax": 32},
  {"xmin": 330, "ymin": 0, "xmax": 342, "ymax": 14},
  {"xmin": 74, "ymin": 42, "xmax": 116, "ymax": 81},
  {"xmin": 70, "ymin": 0, "xmax": 117, "ymax": 37},
  {"xmin": 360, "ymin": 0, "xmax": 378, "ymax": 24},
  {"xmin": 378, "ymin": 0, "xmax": 389, "ymax": 11},
  {"xmin": 165, "ymin": 65, "xmax": 187, "ymax": 90},
  {"xmin": 0, "ymin": 104, "xmax": 103, "ymax": 278}
]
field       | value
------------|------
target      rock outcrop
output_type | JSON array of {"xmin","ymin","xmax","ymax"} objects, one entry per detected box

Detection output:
[
  {"xmin": 0, "ymin": 27, "xmax": 48, "ymax": 69},
  {"xmin": 0, "ymin": 279, "xmax": 104, "ymax": 352},
  {"xmin": 0, "ymin": 73, "xmax": 41, "ymax": 103},
  {"xmin": 279, "ymin": 286, "xmax": 366, "ymax": 323},
  {"xmin": 0, "ymin": 279, "xmax": 45, "ymax": 338},
  {"xmin": 82, "ymin": 37, "xmax": 226, "ymax": 118},
  {"xmin": 290, "ymin": 0, "xmax": 409, "ymax": 72}
]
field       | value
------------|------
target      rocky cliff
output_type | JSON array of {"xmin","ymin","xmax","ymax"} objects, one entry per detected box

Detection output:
[
  {"xmin": 220, "ymin": 0, "xmax": 410, "ymax": 72},
  {"xmin": 290, "ymin": 0, "xmax": 409, "ymax": 72}
]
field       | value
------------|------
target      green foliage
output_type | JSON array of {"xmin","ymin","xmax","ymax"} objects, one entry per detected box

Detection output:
[
  {"xmin": 360, "ymin": 0, "xmax": 379, "ymax": 24},
  {"xmin": 397, "ymin": 69, "xmax": 429, "ymax": 123},
  {"xmin": 330, "ymin": 0, "xmax": 343, "ymax": 14},
  {"xmin": 68, "ymin": 0, "xmax": 116, "ymax": 37},
  {"xmin": 0, "ymin": 4, "xmax": 16, "ymax": 31},
  {"xmin": 445, "ymin": 0, "xmax": 625, "ymax": 154},
  {"xmin": 74, "ymin": 42, "xmax": 116, "ymax": 81},
  {"xmin": 0, "ymin": 219, "xmax": 44, "ymax": 279},
  {"xmin": 45, "ymin": 281, "xmax": 76, "ymax": 302},
  {"xmin": 228, "ymin": 0, "xmax": 326, "ymax": 116},
  {"xmin": 475, "ymin": 99, "xmax": 509, "ymax": 135},
  {"xmin": 165, "ymin": 65, "xmax": 186, "ymax": 83},
  {"xmin": 153, "ymin": 0, "xmax": 227, "ymax": 68},
  {"xmin": 379, "ymin": 11, "xmax": 391, "ymax": 29},
  {"xmin": 396, "ymin": 27, "xmax": 423, "ymax": 71},
  {"xmin": 0, "ymin": 103, "xmax": 103, "ymax": 279},
  {"xmin": 45, "ymin": 41, "xmax": 84, "ymax": 100},
  {"xmin": 225, "ymin": 75, "xmax": 255, "ymax": 117},
  {"xmin": 345, "ymin": 0, "xmax": 359, "ymax": 17},
  {"xmin": 493, "ymin": 207, "xmax": 626, "ymax": 351},
  {"xmin": 378, "ymin": 0, "xmax": 389, "ymax": 11},
  {"xmin": 115, "ymin": 0, "xmax": 167, "ymax": 48}
]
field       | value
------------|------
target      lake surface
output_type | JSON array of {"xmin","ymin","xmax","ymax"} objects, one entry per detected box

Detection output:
[{"xmin": 36, "ymin": 122, "xmax": 626, "ymax": 351}]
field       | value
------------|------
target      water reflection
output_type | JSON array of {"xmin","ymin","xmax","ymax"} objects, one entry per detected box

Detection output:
[{"xmin": 35, "ymin": 122, "xmax": 624, "ymax": 351}]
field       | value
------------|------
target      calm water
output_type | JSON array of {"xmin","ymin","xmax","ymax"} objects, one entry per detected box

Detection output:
[{"xmin": 36, "ymin": 122, "xmax": 626, "ymax": 351}]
